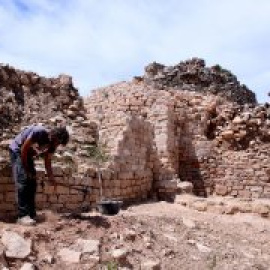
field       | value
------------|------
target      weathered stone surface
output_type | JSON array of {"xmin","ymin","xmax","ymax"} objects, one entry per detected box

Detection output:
[
  {"xmin": 182, "ymin": 217, "xmax": 196, "ymax": 229},
  {"xmin": 1, "ymin": 231, "xmax": 32, "ymax": 259},
  {"xmin": 196, "ymin": 243, "xmax": 212, "ymax": 253},
  {"xmin": 252, "ymin": 203, "xmax": 269, "ymax": 217},
  {"xmin": 177, "ymin": 181, "xmax": 193, "ymax": 194},
  {"xmin": 192, "ymin": 201, "xmax": 208, "ymax": 212},
  {"xmin": 215, "ymin": 185, "xmax": 228, "ymax": 196},
  {"xmin": 75, "ymin": 238, "xmax": 100, "ymax": 255},
  {"xmin": 58, "ymin": 248, "xmax": 81, "ymax": 263},
  {"xmin": 123, "ymin": 229, "xmax": 137, "ymax": 241},
  {"xmin": 111, "ymin": 248, "xmax": 128, "ymax": 261},
  {"xmin": 141, "ymin": 260, "xmax": 161, "ymax": 270},
  {"xmin": 144, "ymin": 58, "xmax": 256, "ymax": 105},
  {"xmin": 20, "ymin": 262, "xmax": 35, "ymax": 270}
]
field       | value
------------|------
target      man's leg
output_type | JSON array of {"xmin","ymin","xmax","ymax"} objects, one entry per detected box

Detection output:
[
  {"xmin": 27, "ymin": 156, "xmax": 37, "ymax": 219},
  {"xmin": 10, "ymin": 151, "xmax": 32, "ymax": 218}
]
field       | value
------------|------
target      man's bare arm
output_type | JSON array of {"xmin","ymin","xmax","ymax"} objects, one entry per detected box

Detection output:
[
  {"xmin": 44, "ymin": 153, "xmax": 55, "ymax": 182},
  {"xmin": 21, "ymin": 138, "xmax": 33, "ymax": 177}
]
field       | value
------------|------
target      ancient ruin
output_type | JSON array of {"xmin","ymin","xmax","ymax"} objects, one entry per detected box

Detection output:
[
  {"xmin": 0, "ymin": 58, "xmax": 270, "ymax": 219},
  {"xmin": 1, "ymin": 58, "xmax": 270, "ymax": 269}
]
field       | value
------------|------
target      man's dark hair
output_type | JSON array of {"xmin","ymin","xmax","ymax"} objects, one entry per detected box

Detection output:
[{"xmin": 51, "ymin": 127, "xmax": 69, "ymax": 145}]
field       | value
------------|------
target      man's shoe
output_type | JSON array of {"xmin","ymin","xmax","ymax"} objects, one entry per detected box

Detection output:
[{"xmin": 17, "ymin": 216, "xmax": 36, "ymax": 226}]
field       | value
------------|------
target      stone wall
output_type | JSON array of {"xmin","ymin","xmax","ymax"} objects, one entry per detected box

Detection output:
[
  {"xmin": 0, "ymin": 162, "xmax": 95, "ymax": 218},
  {"xmin": 85, "ymin": 76, "xmax": 270, "ymax": 200},
  {"xmin": 0, "ymin": 59, "xmax": 269, "ymax": 218},
  {"xmin": 0, "ymin": 63, "xmax": 100, "ymax": 217}
]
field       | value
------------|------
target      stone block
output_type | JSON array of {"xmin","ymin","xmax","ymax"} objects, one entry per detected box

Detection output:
[
  {"xmin": 215, "ymin": 185, "xmax": 228, "ymax": 196},
  {"xmin": 252, "ymin": 203, "xmax": 269, "ymax": 217},
  {"xmin": 0, "ymin": 177, "xmax": 12, "ymax": 184},
  {"xmin": 238, "ymin": 190, "xmax": 252, "ymax": 198},
  {"xmin": 52, "ymin": 166, "xmax": 63, "ymax": 176},
  {"xmin": 119, "ymin": 172, "xmax": 134, "ymax": 180},
  {"xmin": 36, "ymin": 194, "xmax": 47, "ymax": 203},
  {"xmin": 58, "ymin": 248, "xmax": 81, "ymax": 263},
  {"xmin": 56, "ymin": 185, "xmax": 70, "ymax": 195},
  {"xmin": 2, "ymin": 231, "xmax": 32, "ymax": 259},
  {"xmin": 5, "ymin": 192, "xmax": 15, "ymax": 202},
  {"xmin": 44, "ymin": 185, "xmax": 55, "ymax": 194},
  {"xmin": 48, "ymin": 195, "xmax": 58, "ymax": 203}
]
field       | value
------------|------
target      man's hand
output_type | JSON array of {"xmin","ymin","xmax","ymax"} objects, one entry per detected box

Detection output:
[{"xmin": 44, "ymin": 153, "xmax": 56, "ymax": 192}]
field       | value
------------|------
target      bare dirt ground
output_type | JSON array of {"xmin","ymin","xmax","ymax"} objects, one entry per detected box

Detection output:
[{"xmin": 1, "ymin": 199, "xmax": 270, "ymax": 270}]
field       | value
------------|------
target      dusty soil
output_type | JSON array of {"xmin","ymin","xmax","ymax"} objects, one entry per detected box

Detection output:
[{"xmin": 1, "ymin": 199, "xmax": 270, "ymax": 270}]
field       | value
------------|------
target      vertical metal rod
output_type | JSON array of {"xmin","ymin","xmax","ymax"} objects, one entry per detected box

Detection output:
[{"xmin": 97, "ymin": 164, "xmax": 103, "ymax": 200}]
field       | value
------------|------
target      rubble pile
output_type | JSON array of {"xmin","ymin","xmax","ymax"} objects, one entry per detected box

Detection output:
[
  {"xmin": 144, "ymin": 58, "xmax": 257, "ymax": 105},
  {"xmin": 0, "ymin": 64, "xmax": 86, "ymax": 138},
  {"xmin": 0, "ymin": 63, "xmax": 98, "ymax": 166},
  {"xmin": 205, "ymin": 102, "xmax": 270, "ymax": 150}
]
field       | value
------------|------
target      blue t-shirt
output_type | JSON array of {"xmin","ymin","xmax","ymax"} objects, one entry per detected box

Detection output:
[{"xmin": 10, "ymin": 125, "xmax": 54, "ymax": 156}]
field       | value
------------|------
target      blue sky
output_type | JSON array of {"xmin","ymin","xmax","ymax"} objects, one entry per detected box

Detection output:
[{"xmin": 0, "ymin": 0, "xmax": 269, "ymax": 103}]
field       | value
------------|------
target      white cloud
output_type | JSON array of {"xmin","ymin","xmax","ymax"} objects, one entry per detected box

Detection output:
[{"xmin": 0, "ymin": 0, "xmax": 269, "ymax": 102}]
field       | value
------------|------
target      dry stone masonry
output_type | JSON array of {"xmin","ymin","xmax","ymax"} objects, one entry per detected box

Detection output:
[
  {"xmin": 0, "ymin": 63, "xmax": 98, "ymax": 163},
  {"xmin": 0, "ymin": 58, "xmax": 270, "ymax": 218},
  {"xmin": 85, "ymin": 58, "xmax": 270, "ymax": 201},
  {"xmin": 0, "ymin": 63, "xmax": 99, "ymax": 217}
]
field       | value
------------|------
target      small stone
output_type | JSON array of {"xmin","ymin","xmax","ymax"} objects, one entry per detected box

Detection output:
[
  {"xmin": 2, "ymin": 231, "xmax": 32, "ymax": 259},
  {"xmin": 182, "ymin": 217, "xmax": 196, "ymax": 229},
  {"xmin": 75, "ymin": 239, "xmax": 100, "ymax": 254},
  {"xmin": 164, "ymin": 233, "xmax": 178, "ymax": 242},
  {"xmin": 20, "ymin": 262, "xmax": 35, "ymax": 270},
  {"xmin": 224, "ymin": 204, "xmax": 239, "ymax": 215},
  {"xmin": 215, "ymin": 185, "xmax": 228, "ymax": 196},
  {"xmin": 58, "ymin": 248, "xmax": 81, "ymax": 263},
  {"xmin": 196, "ymin": 243, "xmax": 212, "ymax": 253},
  {"xmin": 232, "ymin": 116, "xmax": 243, "ymax": 124},
  {"xmin": 41, "ymin": 253, "xmax": 55, "ymax": 264},
  {"xmin": 141, "ymin": 260, "xmax": 161, "ymax": 270},
  {"xmin": 124, "ymin": 229, "xmax": 137, "ymax": 241},
  {"xmin": 252, "ymin": 203, "xmax": 269, "ymax": 217},
  {"xmin": 111, "ymin": 248, "xmax": 128, "ymax": 261},
  {"xmin": 192, "ymin": 201, "xmax": 208, "ymax": 212},
  {"xmin": 220, "ymin": 130, "xmax": 234, "ymax": 139},
  {"xmin": 59, "ymin": 74, "xmax": 72, "ymax": 85},
  {"xmin": 187, "ymin": 239, "xmax": 196, "ymax": 245},
  {"xmin": 177, "ymin": 181, "xmax": 193, "ymax": 194}
]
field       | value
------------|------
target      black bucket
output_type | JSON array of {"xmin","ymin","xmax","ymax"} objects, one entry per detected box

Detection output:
[{"xmin": 97, "ymin": 200, "xmax": 123, "ymax": 216}]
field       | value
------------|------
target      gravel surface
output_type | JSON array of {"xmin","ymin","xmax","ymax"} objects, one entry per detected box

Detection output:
[{"xmin": 0, "ymin": 200, "xmax": 270, "ymax": 270}]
